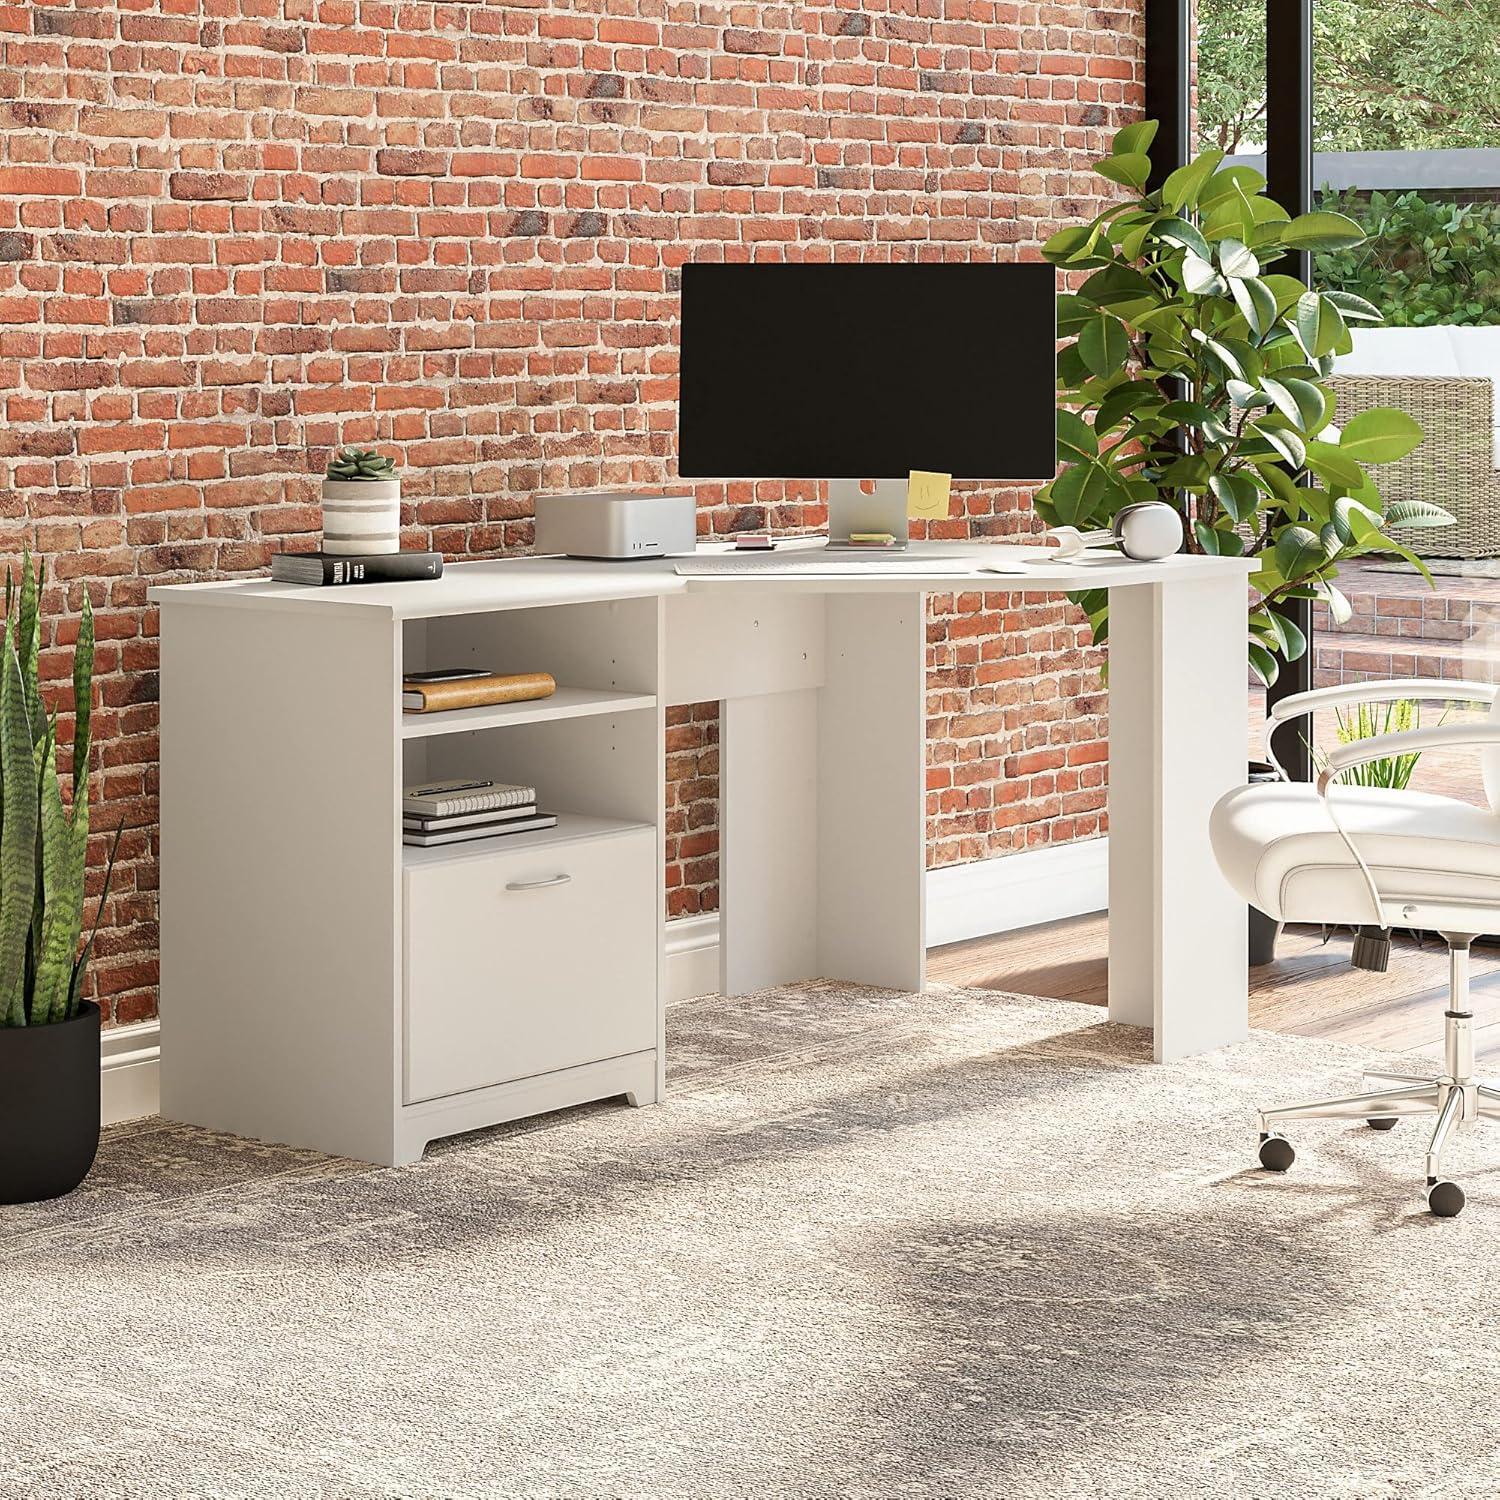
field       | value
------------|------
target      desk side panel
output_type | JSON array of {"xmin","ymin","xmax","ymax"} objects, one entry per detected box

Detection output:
[
  {"xmin": 158, "ymin": 601, "xmax": 401, "ymax": 1163},
  {"xmin": 816, "ymin": 592, "xmax": 927, "ymax": 990}
]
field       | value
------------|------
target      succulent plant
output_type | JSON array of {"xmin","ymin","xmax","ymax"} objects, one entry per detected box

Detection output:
[
  {"xmin": 325, "ymin": 447, "xmax": 399, "ymax": 482},
  {"xmin": 0, "ymin": 551, "xmax": 121, "ymax": 1028}
]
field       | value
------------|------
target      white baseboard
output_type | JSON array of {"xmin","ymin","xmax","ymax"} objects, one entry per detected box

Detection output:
[
  {"xmin": 665, "ymin": 911, "xmax": 722, "ymax": 1003},
  {"xmin": 923, "ymin": 837, "xmax": 1109, "ymax": 949},
  {"xmin": 101, "ymin": 1019, "xmax": 160, "ymax": 1127},
  {"xmin": 664, "ymin": 838, "xmax": 1109, "ymax": 1000}
]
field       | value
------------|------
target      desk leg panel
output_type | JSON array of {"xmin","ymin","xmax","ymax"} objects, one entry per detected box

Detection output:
[
  {"xmin": 719, "ymin": 688, "xmax": 822, "ymax": 995},
  {"xmin": 1108, "ymin": 578, "xmax": 1248, "ymax": 1059},
  {"xmin": 816, "ymin": 592, "xmax": 926, "ymax": 992}
]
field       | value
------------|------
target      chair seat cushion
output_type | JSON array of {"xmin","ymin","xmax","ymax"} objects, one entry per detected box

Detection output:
[{"xmin": 1210, "ymin": 781, "xmax": 1500, "ymax": 924}]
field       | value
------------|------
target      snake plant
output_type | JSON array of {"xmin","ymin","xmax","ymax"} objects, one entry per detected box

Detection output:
[
  {"xmin": 325, "ymin": 447, "xmax": 398, "ymax": 482},
  {"xmin": 0, "ymin": 552, "xmax": 118, "ymax": 1027}
]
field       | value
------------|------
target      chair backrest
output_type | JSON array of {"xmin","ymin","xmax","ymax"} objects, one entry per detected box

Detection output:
[{"xmin": 1327, "ymin": 374, "xmax": 1497, "ymax": 559}]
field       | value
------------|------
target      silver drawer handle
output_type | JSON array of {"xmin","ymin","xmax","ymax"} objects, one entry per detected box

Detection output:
[{"xmin": 505, "ymin": 873, "xmax": 572, "ymax": 892}]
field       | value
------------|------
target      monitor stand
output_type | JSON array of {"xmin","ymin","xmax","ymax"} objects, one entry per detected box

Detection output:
[{"xmin": 826, "ymin": 478, "xmax": 910, "ymax": 551}]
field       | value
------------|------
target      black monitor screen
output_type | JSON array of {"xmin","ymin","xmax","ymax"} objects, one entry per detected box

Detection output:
[{"xmin": 678, "ymin": 262, "xmax": 1056, "ymax": 480}]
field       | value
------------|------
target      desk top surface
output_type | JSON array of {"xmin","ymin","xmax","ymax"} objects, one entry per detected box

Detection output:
[{"xmin": 150, "ymin": 542, "xmax": 1254, "ymax": 620}]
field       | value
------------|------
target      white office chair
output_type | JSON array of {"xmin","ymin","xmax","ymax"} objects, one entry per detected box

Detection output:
[{"xmin": 1211, "ymin": 677, "xmax": 1500, "ymax": 1217}]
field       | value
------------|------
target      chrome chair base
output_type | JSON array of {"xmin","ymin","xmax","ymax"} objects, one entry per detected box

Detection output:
[{"xmin": 1256, "ymin": 937, "xmax": 1488, "ymax": 1217}]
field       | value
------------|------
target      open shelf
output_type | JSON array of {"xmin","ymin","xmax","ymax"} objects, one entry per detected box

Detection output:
[
  {"xmin": 400, "ymin": 812, "xmax": 653, "ymax": 870},
  {"xmin": 400, "ymin": 686, "xmax": 656, "ymax": 740}
]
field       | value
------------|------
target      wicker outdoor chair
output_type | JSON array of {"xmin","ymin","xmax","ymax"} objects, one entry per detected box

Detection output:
[{"xmin": 1328, "ymin": 374, "xmax": 1500, "ymax": 560}]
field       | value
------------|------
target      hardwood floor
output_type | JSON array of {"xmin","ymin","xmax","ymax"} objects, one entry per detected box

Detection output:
[{"xmin": 930, "ymin": 914, "xmax": 1500, "ymax": 1070}]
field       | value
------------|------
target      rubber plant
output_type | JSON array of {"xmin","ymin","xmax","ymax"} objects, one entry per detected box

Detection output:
[
  {"xmin": 0, "ymin": 551, "xmax": 119, "ymax": 1028},
  {"xmin": 1038, "ymin": 120, "xmax": 1453, "ymax": 685}
]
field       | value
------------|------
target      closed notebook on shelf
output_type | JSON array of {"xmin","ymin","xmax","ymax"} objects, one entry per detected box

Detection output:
[
  {"xmin": 402, "ymin": 805, "xmax": 537, "ymax": 832},
  {"xmin": 402, "ymin": 813, "xmax": 558, "ymax": 847},
  {"xmin": 402, "ymin": 671, "xmax": 556, "ymax": 713},
  {"xmin": 402, "ymin": 779, "xmax": 536, "ymax": 819}
]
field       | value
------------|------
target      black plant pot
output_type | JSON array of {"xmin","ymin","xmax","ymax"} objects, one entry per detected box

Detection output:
[
  {"xmin": 0, "ymin": 1001, "xmax": 100, "ymax": 1205},
  {"xmin": 1246, "ymin": 760, "xmax": 1283, "ymax": 967}
]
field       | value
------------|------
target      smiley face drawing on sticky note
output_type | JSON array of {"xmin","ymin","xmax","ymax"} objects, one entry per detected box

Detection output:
[{"xmin": 907, "ymin": 470, "xmax": 953, "ymax": 522}]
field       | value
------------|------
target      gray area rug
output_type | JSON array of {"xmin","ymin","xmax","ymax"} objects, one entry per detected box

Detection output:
[{"xmin": 4, "ymin": 982, "xmax": 1498, "ymax": 1500}]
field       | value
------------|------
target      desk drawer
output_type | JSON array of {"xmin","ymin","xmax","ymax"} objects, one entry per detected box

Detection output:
[{"xmin": 402, "ymin": 827, "xmax": 656, "ymax": 1104}]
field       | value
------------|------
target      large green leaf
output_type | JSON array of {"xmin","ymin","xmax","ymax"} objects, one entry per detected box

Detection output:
[
  {"xmin": 1339, "ymin": 407, "xmax": 1424, "ymax": 463},
  {"xmin": 1274, "ymin": 525, "xmax": 1324, "ymax": 582},
  {"xmin": 1248, "ymin": 640, "xmax": 1279, "ymax": 687},
  {"xmin": 1111, "ymin": 120, "xmax": 1158, "ymax": 157},
  {"xmin": 1385, "ymin": 499, "xmax": 1454, "ymax": 528},
  {"xmin": 31, "ymin": 734, "xmax": 87, "ymax": 1028},
  {"xmin": 1155, "ymin": 217, "xmax": 1212, "ymax": 261},
  {"xmin": 1095, "ymin": 153, "xmax": 1151, "ymax": 190},
  {"xmin": 1180, "ymin": 253, "xmax": 1225, "ymax": 296},
  {"xmin": 17, "ymin": 553, "xmax": 41, "ymax": 752},
  {"xmin": 1198, "ymin": 165, "xmax": 1268, "ymax": 212},
  {"xmin": 1161, "ymin": 149, "xmax": 1224, "ymax": 212},
  {"xmin": 72, "ymin": 589, "xmax": 93, "ymax": 805},
  {"xmin": 1251, "ymin": 420, "xmax": 1306, "ymax": 469},
  {"xmin": 1056, "ymin": 408, "xmax": 1098, "ymax": 463},
  {"xmin": 1209, "ymin": 469, "xmax": 1261, "ymax": 523},
  {"xmin": 0, "ymin": 632, "xmax": 36, "ymax": 1026},
  {"xmin": 1095, "ymin": 379, "xmax": 1164, "ymax": 434},
  {"xmin": 1229, "ymin": 275, "xmax": 1277, "ymax": 337},
  {"xmin": 1078, "ymin": 264, "xmax": 1158, "ymax": 308},
  {"xmin": 1322, "ymin": 289, "xmax": 1383, "ymax": 324},
  {"xmin": 1217, "ymin": 239, "xmax": 1260, "ymax": 279},
  {"xmin": 1056, "ymin": 293, "xmax": 1092, "ymax": 337},
  {"xmin": 1077, "ymin": 313, "xmax": 1129, "ymax": 378},
  {"xmin": 1279, "ymin": 377, "xmax": 1329, "ymax": 433},
  {"xmin": 1295, "ymin": 292, "xmax": 1348, "ymax": 359},
  {"xmin": 1278, "ymin": 210, "xmax": 1366, "ymax": 251},
  {"xmin": 1049, "ymin": 462, "xmax": 1108, "ymax": 527},
  {"xmin": 1304, "ymin": 439, "xmax": 1367, "ymax": 489}
]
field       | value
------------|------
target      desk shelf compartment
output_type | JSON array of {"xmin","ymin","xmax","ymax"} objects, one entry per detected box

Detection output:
[{"xmin": 401, "ymin": 595, "xmax": 658, "ymax": 730}]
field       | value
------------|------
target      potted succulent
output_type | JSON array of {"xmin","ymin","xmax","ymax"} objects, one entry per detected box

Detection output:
[
  {"xmin": 322, "ymin": 447, "xmax": 401, "ymax": 556},
  {"xmin": 0, "ymin": 554, "xmax": 121, "ymax": 1205},
  {"xmin": 1038, "ymin": 120, "xmax": 1451, "ymax": 681}
]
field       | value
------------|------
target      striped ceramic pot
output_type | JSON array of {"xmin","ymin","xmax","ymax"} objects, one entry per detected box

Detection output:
[{"xmin": 321, "ymin": 478, "xmax": 401, "ymax": 555}]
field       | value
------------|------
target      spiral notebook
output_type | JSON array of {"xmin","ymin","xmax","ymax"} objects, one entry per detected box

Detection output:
[{"xmin": 401, "ymin": 779, "xmax": 536, "ymax": 820}]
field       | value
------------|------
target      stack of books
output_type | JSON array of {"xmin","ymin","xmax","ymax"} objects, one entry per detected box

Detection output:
[{"xmin": 402, "ymin": 778, "xmax": 557, "ymax": 848}]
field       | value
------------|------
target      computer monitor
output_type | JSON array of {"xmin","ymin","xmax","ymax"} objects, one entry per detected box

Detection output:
[{"xmin": 677, "ymin": 262, "xmax": 1056, "ymax": 482}]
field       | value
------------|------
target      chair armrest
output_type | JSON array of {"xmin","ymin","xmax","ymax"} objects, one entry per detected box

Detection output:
[
  {"xmin": 1270, "ymin": 678, "xmax": 1500, "ymax": 724},
  {"xmin": 1261, "ymin": 678, "xmax": 1498, "ymax": 779},
  {"xmin": 1316, "ymin": 723, "xmax": 1500, "ymax": 793}
]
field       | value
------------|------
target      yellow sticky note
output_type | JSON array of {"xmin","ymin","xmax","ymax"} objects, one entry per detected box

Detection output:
[{"xmin": 907, "ymin": 469, "xmax": 953, "ymax": 522}]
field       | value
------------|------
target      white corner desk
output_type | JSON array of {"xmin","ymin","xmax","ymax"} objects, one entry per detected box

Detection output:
[{"xmin": 151, "ymin": 544, "xmax": 1253, "ymax": 1166}]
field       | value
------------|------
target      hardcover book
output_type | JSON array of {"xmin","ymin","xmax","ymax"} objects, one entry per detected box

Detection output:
[
  {"xmin": 270, "ymin": 550, "xmax": 442, "ymax": 586},
  {"xmin": 401, "ymin": 671, "xmax": 556, "ymax": 713}
]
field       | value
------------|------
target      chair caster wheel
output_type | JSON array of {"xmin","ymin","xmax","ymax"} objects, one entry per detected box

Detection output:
[
  {"xmin": 1258, "ymin": 1133, "xmax": 1295, "ymax": 1172},
  {"xmin": 1427, "ymin": 1179, "xmax": 1466, "ymax": 1218},
  {"xmin": 1366, "ymin": 1116, "xmax": 1399, "ymax": 1131}
]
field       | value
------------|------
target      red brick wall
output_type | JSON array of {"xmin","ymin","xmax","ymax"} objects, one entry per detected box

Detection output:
[{"xmin": 1, "ymin": 0, "xmax": 1139, "ymax": 1020}]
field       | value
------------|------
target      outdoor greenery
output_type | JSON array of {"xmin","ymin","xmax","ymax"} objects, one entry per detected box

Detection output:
[
  {"xmin": 326, "ymin": 447, "xmax": 398, "ymax": 482},
  {"xmin": 1322, "ymin": 699, "xmax": 1433, "ymax": 789},
  {"xmin": 1039, "ymin": 121, "xmax": 1451, "ymax": 686},
  {"xmin": 1314, "ymin": 191, "xmax": 1500, "ymax": 327},
  {"xmin": 0, "ymin": 554, "xmax": 119, "ymax": 1028},
  {"xmin": 1198, "ymin": 0, "xmax": 1500, "ymax": 153}
]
